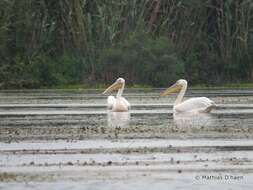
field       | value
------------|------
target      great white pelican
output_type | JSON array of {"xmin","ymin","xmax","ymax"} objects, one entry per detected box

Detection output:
[
  {"xmin": 102, "ymin": 78, "xmax": 130, "ymax": 112},
  {"xmin": 160, "ymin": 79, "xmax": 216, "ymax": 114}
]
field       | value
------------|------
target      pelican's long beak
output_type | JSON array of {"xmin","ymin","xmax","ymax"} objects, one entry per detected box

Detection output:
[
  {"xmin": 160, "ymin": 83, "xmax": 182, "ymax": 97},
  {"xmin": 102, "ymin": 81, "xmax": 123, "ymax": 94}
]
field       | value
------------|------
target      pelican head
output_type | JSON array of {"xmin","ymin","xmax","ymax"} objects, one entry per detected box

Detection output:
[
  {"xmin": 102, "ymin": 78, "xmax": 125, "ymax": 94},
  {"xmin": 160, "ymin": 79, "xmax": 187, "ymax": 97}
]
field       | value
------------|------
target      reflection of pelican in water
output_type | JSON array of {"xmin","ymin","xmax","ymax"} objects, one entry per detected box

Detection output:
[
  {"xmin": 173, "ymin": 112, "xmax": 215, "ymax": 128},
  {"xmin": 160, "ymin": 79, "xmax": 216, "ymax": 114},
  {"xmin": 107, "ymin": 112, "xmax": 130, "ymax": 128},
  {"xmin": 102, "ymin": 78, "xmax": 130, "ymax": 112}
]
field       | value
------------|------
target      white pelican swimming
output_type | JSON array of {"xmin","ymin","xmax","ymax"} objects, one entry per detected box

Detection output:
[
  {"xmin": 102, "ymin": 78, "xmax": 130, "ymax": 112},
  {"xmin": 160, "ymin": 79, "xmax": 216, "ymax": 114}
]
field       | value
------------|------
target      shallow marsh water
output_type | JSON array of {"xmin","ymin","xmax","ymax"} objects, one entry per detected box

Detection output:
[{"xmin": 0, "ymin": 88, "xmax": 253, "ymax": 189}]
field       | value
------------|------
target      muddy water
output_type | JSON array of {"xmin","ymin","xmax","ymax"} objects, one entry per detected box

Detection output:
[{"xmin": 0, "ymin": 89, "xmax": 253, "ymax": 190}]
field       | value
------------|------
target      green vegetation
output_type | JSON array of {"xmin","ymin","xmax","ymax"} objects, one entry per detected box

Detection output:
[
  {"xmin": 51, "ymin": 83, "xmax": 253, "ymax": 90},
  {"xmin": 0, "ymin": 0, "xmax": 253, "ymax": 89}
]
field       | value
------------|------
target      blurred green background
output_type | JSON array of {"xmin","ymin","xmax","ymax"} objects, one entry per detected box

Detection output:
[{"xmin": 0, "ymin": 0, "xmax": 253, "ymax": 88}]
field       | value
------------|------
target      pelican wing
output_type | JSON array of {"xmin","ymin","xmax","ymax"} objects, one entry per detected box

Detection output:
[
  {"xmin": 107, "ymin": 96, "xmax": 115, "ymax": 109},
  {"xmin": 121, "ymin": 97, "xmax": 131, "ymax": 109},
  {"xmin": 174, "ymin": 97, "xmax": 216, "ymax": 113},
  {"xmin": 111, "ymin": 97, "xmax": 130, "ymax": 112}
]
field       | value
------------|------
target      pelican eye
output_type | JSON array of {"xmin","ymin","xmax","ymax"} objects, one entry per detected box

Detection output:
[{"xmin": 117, "ymin": 79, "xmax": 124, "ymax": 84}]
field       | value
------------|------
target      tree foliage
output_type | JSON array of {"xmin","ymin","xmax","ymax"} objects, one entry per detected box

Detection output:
[{"xmin": 0, "ymin": 0, "xmax": 253, "ymax": 88}]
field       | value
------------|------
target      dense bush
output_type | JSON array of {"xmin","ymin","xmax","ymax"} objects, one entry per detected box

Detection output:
[
  {"xmin": 0, "ymin": 54, "xmax": 85, "ymax": 88},
  {"xmin": 0, "ymin": 0, "xmax": 253, "ymax": 88},
  {"xmin": 99, "ymin": 34, "xmax": 184, "ymax": 86}
]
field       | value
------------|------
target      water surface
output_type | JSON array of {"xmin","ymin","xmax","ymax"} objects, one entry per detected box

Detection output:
[{"xmin": 0, "ymin": 88, "xmax": 252, "ymax": 190}]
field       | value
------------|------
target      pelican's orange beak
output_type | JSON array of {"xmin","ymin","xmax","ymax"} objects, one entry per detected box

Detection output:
[
  {"xmin": 102, "ymin": 81, "xmax": 123, "ymax": 94},
  {"xmin": 160, "ymin": 83, "xmax": 182, "ymax": 97}
]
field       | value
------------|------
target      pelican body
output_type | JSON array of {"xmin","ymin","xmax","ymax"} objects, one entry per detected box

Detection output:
[
  {"xmin": 160, "ymin": 79, "xmax": 216, "ymax": 114},
  {"xmin": 102, "ymin": 78, "xmax": 130, "ymax": 112}
]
